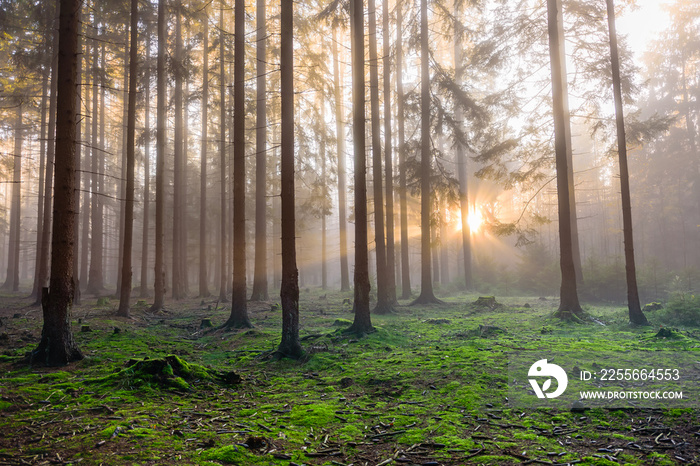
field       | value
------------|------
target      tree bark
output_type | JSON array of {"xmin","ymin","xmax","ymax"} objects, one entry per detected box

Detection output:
[
  {"xmin": 382, "ymin": 0, "xmax": 396, "ymax": 304},
  {"xmin": 546, "ymin": 0, "xmax": 583, "ymax": 320},
  {"xmin": 172, "ymin": 0, "xmax": 184, "ymax": 300},
  {"xmin": 118, "ymin": 0, "xmax": 138, "ymax": 318},
  {"xmin": 605, "ymin": 0, "xmax": 648, "ymax": 326},
  {"xmin": 332, "ymin": 26, "xmax": 350, "ymax": 293},
  {"xmin": 218, "ymin": 1, "xmax": 228, "ymax": 303},
  {"xmin": 348, "ymin": 0, "xmax": 374, "ymax": 335},
  {"xmin": 367, "ymin": 0, "xmax": 391, "ymax": 315},
  {"xmin": 198, "ymin": 10, "xmax": 210, "ymax": 298},
  {"xmin": 32, "ymin": 67, "xmax": 49, "ymax": 298},
  {"xmin": 150, "ymin": 0, "xmax": 167, "ymax": 311},
  {"xmin": 116, "ymin": 26, "xmax": 129, "ymax": 295},
  {"xmin": 226, "ymin": 0, "xmax": 252, "ymax": 328},
  {"xmin": 454, "ymin": 0, "xmax": 472, "ymax": 290},
  {"xmin": 3, "ymin": 103, "xmax": 22, "ymax": 292},
  {"xmin": 34, "ymin": 1, "xmax": 60, "ymax": 301},
  {"xmin": 140, "ymin": 36, "xmax": 151, "ymax": 298},
  {"xmin": 251, "ymin": 0, "xmax": 269, "ymax": 301},
  {"xmin": 413, "ymin": 0, "xmax": 440, "ymax": 305},
  {"xmin": 396, "ymin": 2, "xmax": 411, "ymax": 299},
  {"xmin": 277, "ymin": 0, "xmax": 303, "ymax": 358},
  {"xmin": 32, "ymin": 0, "xmax": 83, "ymax": 366}
]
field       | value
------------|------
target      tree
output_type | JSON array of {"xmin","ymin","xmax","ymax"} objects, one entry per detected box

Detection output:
[
  {"xmin": 31, "ymin": 0, "xmax": 83, "ymax": 366},
  {"xmin": 368, "ymin": 0, "xmax": 391, "ymax": 314},
  {"xmin": 348, "ymin": 0, "xmax": 374, "ymax": 335},
  {"xmin": 382, "ymin": 0, "xmax": 396, "ymax": 304},
  {"xmin": 546, "ymin": 0, "xmax": 583, "ymax": 320},
  {"xmin": 117, "ymin": 0, "xmax": 138, "ymax": 318},
  {"xmin": 277, "ymin": 0, "xmax": 303, "ymax": 358},
  {"xmin": 225, "ymin": 0, "xmax": 252, "ymax": 328},
  {"xmin": 332, "ymin": 25, "xmax": 350, "ymax": 292},
  {"xmin": 150, "ymin": 0, "xmax": 167, "ymax": 312},
  {"xmin": 172, "ymin": 0, "xmax": 185, "ymax": 300},
  {"xmin": 2, "ymin": 103, "xmax": 22, "ymax": 292},
  {"xmin": 454, "ymin": 0, "xmax": 471, "ymax": 290},
  {"xmin": 198, "ymin": 7, "xmax": 210, "ymax": 298},
  {"xmin": 605, "ymin": 0, "xmax": 648, "ymax": 325},
  {"xmin": 251, "ymin": 0, "xmax": 269, "ymax": 301},
  {"xmin": 218, "ymin": 1, "xmax": 228, "ymax": 303},
  {"xmin": 396, "ymin": 1, "xmax": 411, "ymax": 299},
  {"xmin": 413, "ymin": 0, "xmax": 441, "ymax": 305},
  {"xmin": 140, "ymin": 35, "xmax": 151, "ymax": 298}
]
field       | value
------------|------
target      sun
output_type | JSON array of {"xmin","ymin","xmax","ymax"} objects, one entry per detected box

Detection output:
[
  {"xmin": 452, "ymin": 206, "xmax": 484, "ymax": 234},
  {"xmin": 467, "ymin": 207, "xmax": 484, "ymax": 233}
]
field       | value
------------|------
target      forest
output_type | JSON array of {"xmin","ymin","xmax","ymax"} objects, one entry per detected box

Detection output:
[{"xmin": 0, "ymin": 0, "xmax": 699, "ymax": 463}]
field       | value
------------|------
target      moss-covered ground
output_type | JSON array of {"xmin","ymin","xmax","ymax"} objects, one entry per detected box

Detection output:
[{"xmin": 0, "ymin": 290, "xmax": 698, "ymax": 465}]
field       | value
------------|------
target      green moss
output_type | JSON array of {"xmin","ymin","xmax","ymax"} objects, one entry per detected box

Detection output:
[
  {"xmin": 200, "ymin": 446, "xmax": 260, "ymax": 464},
  {"xmin": 289, "ymin": 403, "xmax": 336, "ymax": 427}
]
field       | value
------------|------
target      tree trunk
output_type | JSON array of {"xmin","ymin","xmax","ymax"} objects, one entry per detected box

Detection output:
[
  {"xmin": 172, "ymin": 0, "xmax": 184, "ymax": 300},
  {"xmin": 413, "ymin": 0, "xmax": 440, "ymax": 305},
  {"xmin": 382, "ymin": 0, "xmax": 396, "ymax": 304},
  {"xmin": 226, "ymin": 0, "xmax": 252, "ymax": 328},
  {"xmin": 150, "ymin": 0, "xmax": 167, "ymax": 311},
  {"xmin": 86, "ymin": 36, "xmax": 104, "ymax": 295},
  {"xmin": 546, "ymin": 0, "xmax": 583, "ymax": 320},
  {"xmin": 2, "ymin": 103, "xmax": 22, "ymax": 292},
  {"xmin": 605, "ymin": 0, "xmax": 648, "ymax": 326},
  {"xmin": 34, "ymin": 1, "xmax": 60, "ymax": 301},
  {"xmin": 368, "ymin": 0, "xmax": 391, "ymax": 315},
  {"xmin": 320, "ymin": 98, "xmax": 327, "ymax": 290},
  {"xmin": 454, "ymin": 0, "xmax": 472, "ymax": 290},
  {"xmin": 118, "ymin": 0, "xmax": 138, "ymax": 318},
  {"xmin": 348, "ymin": 0, "xmax": 374, "ymax": 335},
  {"xmin": 140, "ymin": 36, "xmax": 151, "ymax": 298},
  {"xmin": 72, "ymin": 25, "xmax": 82, "ymax": 304},
  {"xmin": 277, "ymin": 0, "xmax": 303, "ymax": 358},
  {"xmin": 116, "ymin": 26, "xmax": 129, "ymax": 296},
  {"xmin": 199, "ymin": 11, "xmax": 210, "ymax": 298},
  {"xmin": 251, "ymin": 0, "xmax": 269, "ymax": 301},
  {"xmin": 32, "ymin": 67, "xmax": 49, "ymax": 298},
  {"xmin": 396, "ymin": 2, "xmax": 411, "ymax": 300},
  {"xmin": 218, "ymin": 1, "xmax": 228, "ymax": 303},
  {"xmin": 332, "ymin": 26, "xmax": 350, "ymax": 293},
  {"xmin": 32, "ymin": 0, "xmax": 83, "ymax": 366}
]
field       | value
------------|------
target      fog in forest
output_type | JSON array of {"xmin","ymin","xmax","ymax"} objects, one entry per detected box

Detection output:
[{"xmin": 0, "ymin": 0, "xmax": 698, "ymax": 314}]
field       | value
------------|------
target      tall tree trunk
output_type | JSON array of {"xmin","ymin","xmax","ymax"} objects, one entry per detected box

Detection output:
[
  {"xmin": 332, "ymin": 26, "xmax": 350, "ymax": 292},
  {"xmin": 199, "ymin": 11, "xmax": 210, "ymax": 298},
  {"xmin": 454, "ymin": 0, "xmax": 472, "ymax": 290},
  {"xmin": 605, "ymin": 0, "xmax": 647, "ymax": 325},
  {"xmin": 32, "ymin": 0, "xmax": 83, "ymax": 366},
  {"xmin": 382, "ymin": 0, "xmax": 396, "ymax": 304},
  {"xmin": 320, "ymin": 97, "xmax": 327, "ymax": 290},
  {"xmin": 86, "ymin": 35, "xmax": 104, "ymax": 295},
  {"xmin": 118, "ymin": 0, "xmax": 138, "ymax": 318},
  {"xmin": 440, "ymin": 201, "xmax": 449, "ymax": 285},
  {"xmin": 3, "ymin": 103, "xmax": 22, "ymax": 291},
  {"xmin": 413, "ymin": 0, "xmax": 440, "ymax": 305},
  {"xmin": 251, "ymin": 0, "xmax": 269, "ymax": 301},
  {"xmin": 32, "ymin": 66, "xmax": 49, "ymax": 298},
  {"xmin": 116, "ymin": 26, "xmax": 129, "ymax": 295},
  {"xmin": 396, "ymin": 2, "xmax": 411, "ymax": 299},
  {"xmin": 277, "ymin": 0, "xmax": 302, "ymax": 358},
  {"xmin": 140, "ymin": 36, "xmax": 151, "ymax": 298},
  {"xmin": 218, "ymin": 1, "xmax": 228, "ymax": 303},
  {"xmin": 226, "ymin": 0, "xmax": 252, "ymax": 328},
  {"xmin": 150, "ymin": 0, "xmax": 167, "ymax": 311},
  {"xmin": 348, "ymin": 0, "xmax": 373, "ymax": 335},
  {"xmin": 546, "ymin": 0, "xmax": 583, "ymax": 320},
  {"xmin": 35, "ymin": 1, "xmax": 60, "ymax": 301},
  {"xmin": 172, "ymin": 0, "xmax": 184, "ymax": 300},
  {"xmin": 72, "ymin": 25, "xmax": 82, "ymax": 304},
  {"xmin": 368, "ymin": 0, "xmax": 390, "ymax": 314}
]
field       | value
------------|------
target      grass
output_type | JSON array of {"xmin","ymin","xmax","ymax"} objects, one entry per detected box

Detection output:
[{"xmin": 0, "ymin": 290, "xmax": 698, "ymax": 464}]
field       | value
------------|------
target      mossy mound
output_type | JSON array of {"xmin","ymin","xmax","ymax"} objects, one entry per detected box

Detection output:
[
  {"xmin": 98, "ymin": 355, "xmax": 241, "ymax": 391},
  {"xmin": 468, "ymin": 296, "xmax": 504, "ymax": 312}
]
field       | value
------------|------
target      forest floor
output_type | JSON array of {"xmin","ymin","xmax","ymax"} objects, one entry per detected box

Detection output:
[{"xmin": 0, "ymin": 288, "xmax": 699, "ymax": 465}]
